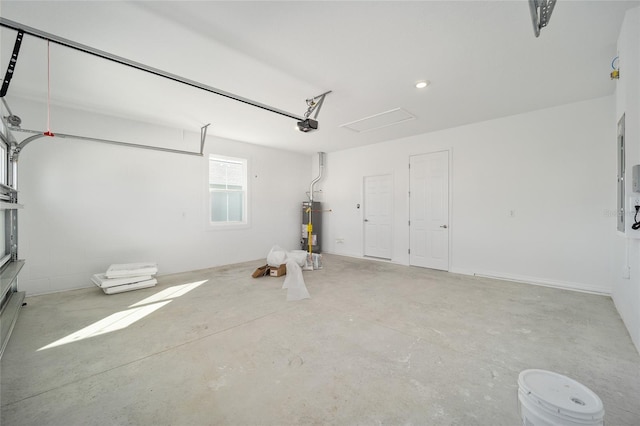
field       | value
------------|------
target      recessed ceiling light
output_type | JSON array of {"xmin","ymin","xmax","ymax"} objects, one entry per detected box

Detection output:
[{"xmin": 415, "ymin": 80, "xmax": 430, "ymax": 89}]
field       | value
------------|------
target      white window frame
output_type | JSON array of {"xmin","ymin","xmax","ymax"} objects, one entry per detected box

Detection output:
[{"xmin": 208, "ymin": 154, "xmax": 249, "ymax": 228}]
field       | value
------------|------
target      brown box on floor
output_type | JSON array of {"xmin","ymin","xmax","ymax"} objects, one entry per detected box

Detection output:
[
  {"xmin": 269, "ymin": 264, "xmax": 286, "ymax": 277},
  {"xmin": 251, "ymin": 264, "xmax": 269, "ymax": 278}
]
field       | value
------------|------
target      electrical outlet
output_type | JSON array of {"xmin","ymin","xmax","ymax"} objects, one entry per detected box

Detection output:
[{"xmin": 629, "ymin": 196, "xmax": 640, "ymax": 215}]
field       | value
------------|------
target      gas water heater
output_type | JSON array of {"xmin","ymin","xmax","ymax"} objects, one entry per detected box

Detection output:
[{"xmin": 301, "ymin": 201, "xmax": 322, "ymax": 253}]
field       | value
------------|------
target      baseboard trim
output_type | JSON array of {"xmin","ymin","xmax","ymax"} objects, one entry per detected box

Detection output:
[
  {"xmin": 326, "ymin": 257, "xmax": 610, "ymax": 295},
  {"xmin": 470, "ymin": 270, "xmax": 611, "ymax": 296},
  {"xmin": 322, "ymin": 250, "xmax": 363, "ymax": 260},
  {"xmin": 322, "ymin": 250, "xmax": 407, "ymax": 266}
]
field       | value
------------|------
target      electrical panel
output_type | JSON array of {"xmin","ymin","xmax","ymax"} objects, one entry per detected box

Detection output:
[{"xmin": 633, "ymin": 165, "xmax": 640, "ymax": 193}]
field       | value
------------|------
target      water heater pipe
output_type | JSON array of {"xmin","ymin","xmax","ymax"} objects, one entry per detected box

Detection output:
[
  {"xmin": 309, "ymin": 152, "xmax": 325, "ymax": 202},
  {"xmin": 307, "ymin": 152, "xmax": 325, "ymax": 255}
]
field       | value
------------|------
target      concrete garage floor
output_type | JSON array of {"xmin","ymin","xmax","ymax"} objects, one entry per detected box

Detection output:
[{"xmin": 1, "ymin": 254, "xmax": 639, "ymax": 425}]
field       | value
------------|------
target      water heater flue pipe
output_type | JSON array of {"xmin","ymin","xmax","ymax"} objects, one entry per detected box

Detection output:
[
  {"xmin": 309, "ymin": 152, "xmax": 325, "ymax": 202},
  {"xmin": 306, "ymin": 152, "xmax": 325, "ymax": 255}
]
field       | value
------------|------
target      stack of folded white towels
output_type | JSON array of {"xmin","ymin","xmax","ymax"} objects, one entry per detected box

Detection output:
[{"xmin": 91, "ymin": 262, "xmax": 158, "ymax": 294}]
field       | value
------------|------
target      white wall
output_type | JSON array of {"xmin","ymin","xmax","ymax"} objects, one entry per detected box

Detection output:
[
  {"xmin": 613, "ymin": 6, "xmax": 640, "ymax": 353},
  {"xmin": 321, "ymin": 96, "xmax": 615, "ymax": 294},
  {"xmin": 14, "ymin": 97, "xmax": 310, "ymax": 295}
]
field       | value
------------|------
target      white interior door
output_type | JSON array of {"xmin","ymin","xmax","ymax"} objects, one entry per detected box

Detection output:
[
  {"xmin": 410, "ymin": 151, "xmax": 449, "ymax": 270},
  {"xmin": 363, "ymin": 174, "xmax": 393, "ymax": 259}
]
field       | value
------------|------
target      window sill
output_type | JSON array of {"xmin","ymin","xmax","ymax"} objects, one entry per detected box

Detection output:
[{"xmin": 207, "ymin": 222, "xmax": 250, "ymax": 231}]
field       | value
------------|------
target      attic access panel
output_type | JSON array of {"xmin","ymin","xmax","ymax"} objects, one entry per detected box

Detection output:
[{"xmin": 340, "ymin": 108, "xmax": 416, "ymax": 133}]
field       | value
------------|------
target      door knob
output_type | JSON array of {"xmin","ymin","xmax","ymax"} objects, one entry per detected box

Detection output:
[
  {"xmin": 364, "ymin": 219, "xmax": 369, "ymax": 222},
  {"xmin": 440, "ymin": 224, "xmax": 448, "ymax": 228}
]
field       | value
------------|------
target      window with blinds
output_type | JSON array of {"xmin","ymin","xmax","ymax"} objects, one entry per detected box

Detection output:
[{"xmin": 209, "ymin": 155, "xmax": 247, "ymax": 224}]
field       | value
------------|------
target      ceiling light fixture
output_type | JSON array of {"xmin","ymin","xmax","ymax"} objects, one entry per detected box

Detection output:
[{"xmin": 415, "ymin": 80, "xmax": 430, "ymax": 89}]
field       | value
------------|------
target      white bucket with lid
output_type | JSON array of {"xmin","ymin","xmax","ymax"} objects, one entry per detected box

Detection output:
[{"xmin": 517, "ymin": 369, "xmax": 604, "ymax": 426}]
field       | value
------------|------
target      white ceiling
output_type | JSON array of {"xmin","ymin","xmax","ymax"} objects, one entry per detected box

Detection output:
[{"xmin": 0, "ymin": 1, "xmax": 637, "ymax": 154}]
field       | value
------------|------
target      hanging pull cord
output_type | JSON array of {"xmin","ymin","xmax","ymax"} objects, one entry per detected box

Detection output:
[{"xmin": 43, "ymin": 40, "xmax": 54, "ymax": 137}]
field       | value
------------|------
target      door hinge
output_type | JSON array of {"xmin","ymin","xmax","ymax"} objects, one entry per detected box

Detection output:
[
  {"xmin": 408, "ymin": 220, "xmax": 410, "ymax": 226},
  {"xmin": 408, "ymin": 248, "xmax": 411, "ymax": 254},
  {"xmin": 408, "ymin": 163, "xmax": 410, "ymax": 169}
]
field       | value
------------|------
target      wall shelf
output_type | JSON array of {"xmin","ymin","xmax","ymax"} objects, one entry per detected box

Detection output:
[
  {"xmin": 0, "ymin": 105, "xmax": 24, "ymax": 359},
  {"xmin": 0, "ymin": 260, "xmax": 25, "ymax": 358},
  {"xmin": 0, "ymin": 183, "xmax": 17, "ymax": 193},
  {"xmin": 0, "ymin": 201, "xmax": 23, "ymax": 210},
  {"xmin": 0, "ymin": 290, "xmax": 24, "ymax": 358},
  {"xmin": 0, "ymin": 260, "xmax": 25, "ymax": 300}
]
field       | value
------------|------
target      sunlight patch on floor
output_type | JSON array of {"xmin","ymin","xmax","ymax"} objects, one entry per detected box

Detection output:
[
  {"xmin": 37, "ymin": 301, "xmax": 171, "ymax": 351},
  {"xmin": 37, "ymin": 280, "xmax": 208, "ymax": 351},
  {"xmin": 129, "ymin": 280, "xmax": 207, "ymax": 308}
]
